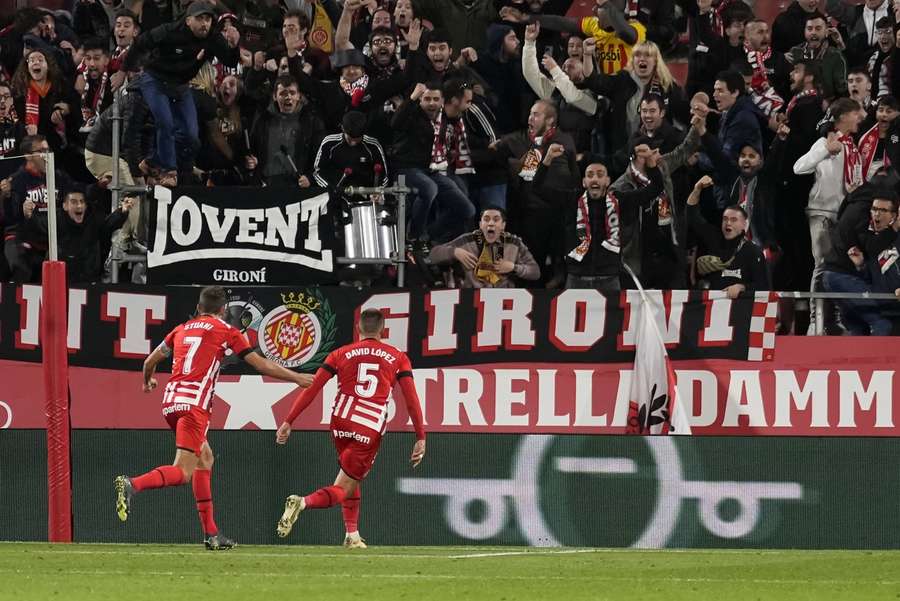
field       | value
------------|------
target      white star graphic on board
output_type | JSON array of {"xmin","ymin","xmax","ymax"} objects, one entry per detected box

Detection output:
[{"xmin": 215, "ymin": 375, "xmax": 298, "ymax": 430}]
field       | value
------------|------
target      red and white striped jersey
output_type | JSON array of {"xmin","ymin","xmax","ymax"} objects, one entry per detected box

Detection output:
[
  {"xmin": 159, "ymin": 315, "xmax": 252, "ymax": 412},
  {"xmin": 323, "ymin": 338, "xmax": 413, "ymax": 434}
]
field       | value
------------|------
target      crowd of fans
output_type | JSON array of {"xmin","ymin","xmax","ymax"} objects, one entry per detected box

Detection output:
[{"xmin": 0, "ymin": 0, "xmax": 899, "ymax": 335}]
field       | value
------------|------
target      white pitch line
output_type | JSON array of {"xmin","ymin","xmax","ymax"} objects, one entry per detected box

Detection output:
[
  {"xmin": 2, "ymin": 568, "xmax": 900, "ymax": 587},
  {"xmin": 448, "ymin": 549, "xmax": 601, "ymax": 559}
]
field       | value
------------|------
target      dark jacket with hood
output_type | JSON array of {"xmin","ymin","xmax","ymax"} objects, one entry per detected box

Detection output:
[
  {"xmin": 473, "ymin": 23, "xmax": 528, "ymax": 136},
  {"xmin": 122, "ymin": 19, "xmax": 239, "ymax": 88},
  {"xmin": 30, "ymin": 205, "xmax": 128, "ymax": 283},
  {"xmin": 824, "ymin": 173, "xmax": 900, "ymax": 275},
  {"xmin": 716, "ymin": 94, "xmax": 764, "ymax": 165}
]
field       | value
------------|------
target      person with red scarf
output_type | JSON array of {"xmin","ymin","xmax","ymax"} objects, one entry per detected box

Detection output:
[
  {"xmin": 286, "ymin": 31, "xmax": 408, "ymax": 133},
  {"xmin": 75, "ymin": 38, "xmax": 113, "ymax": 134},
  {"xmin": 740, "ymin": 18, "xmax": 792, "ymax": 118},
  {"xmin": 10, "ymin": 48, "xmax": 80, "ymax": 154},
  {"xmin": 794, "ymin": 97, "xmax": 864, "ymax": 334},
  {"xmin": 856, "ymin": 95, "xmax": 900, "ymax": 183}
]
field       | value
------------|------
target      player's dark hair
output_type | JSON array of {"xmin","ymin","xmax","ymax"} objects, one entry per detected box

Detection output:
[
  {"xmin": 198, "ymin": 286, "xmax": 227, "ymax": 314},
  {"xmin": 359, "ymin": 308, "xmax": 385, "ymax": 335}
]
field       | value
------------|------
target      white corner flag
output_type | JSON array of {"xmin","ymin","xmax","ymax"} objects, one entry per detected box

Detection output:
[{"xmin": 623, "ymin": 266, "xmax": 692, "ymax": 435}]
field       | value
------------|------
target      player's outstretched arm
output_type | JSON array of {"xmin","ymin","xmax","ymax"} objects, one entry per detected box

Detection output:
[
  {"xmin": 398, "ymin": 368, "xmax": 426, "ymax": 467},
  {"xmin": 142, "ymin": 343, "xmax": 170, "ymax": 393},
  {"xmin": 276, "ymin": 365, "xmax": 335, "ymax": 444},
  {"xmin": 244, "ymin": 351, "xmax": 314, "ymax": 388}
]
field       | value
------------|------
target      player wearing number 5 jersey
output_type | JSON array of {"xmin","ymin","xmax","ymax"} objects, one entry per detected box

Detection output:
[
  {"xmin": 114, "ymin": 286, "xmax": 313, "ymax": 550},
  {"xmin": 275, "ymin": 308, "xmax": 426, "ymax": 548}
]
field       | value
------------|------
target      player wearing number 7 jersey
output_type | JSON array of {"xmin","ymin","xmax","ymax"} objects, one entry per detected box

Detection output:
[
  {"xmin": 275, "ymin": 308, "xmax": 426, "ymax": 548},
  {"xmin": 114, "ymin": 286, "xmax": 314, "ymax": 550}
]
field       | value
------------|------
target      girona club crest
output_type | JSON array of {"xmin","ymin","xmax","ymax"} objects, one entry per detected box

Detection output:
[{"xmin": 259, "ymin": 290, "xmax": 336, "ymax": 369}]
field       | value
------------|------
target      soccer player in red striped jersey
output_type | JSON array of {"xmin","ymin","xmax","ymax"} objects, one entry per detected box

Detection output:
[
  {"xmin": 114, "ymin": 286, "xmax": 313, "ymax": 550},
  {"xmin": 274, "ymin": 308, "xmax": 426, "ymax": 548}
]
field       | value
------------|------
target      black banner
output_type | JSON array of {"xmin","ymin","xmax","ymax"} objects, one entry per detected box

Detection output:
[
  {"xmin": 147, "ymin": 186, "xmax": 338, "ymax": 285},
  {"xmin": 0, "ymin": 284, "xmax": 772, "ymax": 370}
]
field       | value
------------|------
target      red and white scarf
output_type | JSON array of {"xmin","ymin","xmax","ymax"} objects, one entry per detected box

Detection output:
[
  {"xmin": 568, "ymin": 191, "xmax": 622, "ymax": 261},
  {"xmin": 745, "ymin": 44, "xmax": 783, "ymax": 117},
  {"xmin": 857, "ymin": 122, "xmax": 890, "ymax": 182},
  {"xmin": 340, "ymin": 74, "xmax": 369, "ymax": 108},
  {"xmin": 518, "ymin": 127, "xmax": 556, "ymax": 182},
  {"xmin": 786, "ymin": 88, "xmax": 818, "ymax": 118},
  {"xmin": 710, "ymin": 0, "xmax": 735, "ymax": 37},
  {"xmin": 109, "ymin": 44, "xmax": 130, "ymax": 73},
  {"xmin": 839, "ymin": 133, "xmax": 862, "ymax": 191},
  {"xmin": 80, "ymin": 70, "xmax": 109, "ymax": 126},
  {"xmin": 429, "ymin": 112, "xmax": 474, "ymax": 176}
]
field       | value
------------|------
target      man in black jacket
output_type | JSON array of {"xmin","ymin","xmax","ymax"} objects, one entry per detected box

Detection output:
[
  {"xmin": 563, "ymin": 150, "xmax": 664, "ymax": 290},
  {"xmin": 494, "ymin": 99, "xmax": 578, "ymax": 284},
  {"xmin": 29, "ymin": 189, "xmax": 131, "ymax": 283},
  {"xmin": 687, "ymin": 175, "xmax": 769, "ymax": 298},
  {"xmin": 772, "ymin": 0, "xmax": 823, "ymax": 54},
  {"xmin": 2, "ymin": 135, "xmax": 73, "ymax": 282},
  {"xmin": 122, "ymin": 1, "xmax": 241, "ymax": 185},
  {"xmin": 245, "ymin": 76, "xmax": 325, "ymax": 188},
  {"xmin": 822, "ymin": 177, "xmax": 899, "ymax": 335},
  {"xmin": 313, "ymin": 111, "xmax": 389, "ymax": 190},
  {"xmin": 774, "ymin": 59, "xmax": 824, "ymax": 296},
  {"xmin": 393, "ymin": 79, "xmax": 476, "ymax": 247},
  {"xmin": 288, "ymin": 43, "xmax": 408, "ymax": 135}
]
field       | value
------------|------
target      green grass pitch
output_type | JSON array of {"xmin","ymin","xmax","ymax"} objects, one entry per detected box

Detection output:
[{"xmin": 2, "ymin": 543, "xmax": 899, "ymax": 600}]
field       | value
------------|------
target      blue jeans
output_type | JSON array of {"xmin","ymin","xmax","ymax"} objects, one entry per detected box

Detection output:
[
  {"xmin": 139, "ymin": 73, "xmax": 198, "ymax": 172},
  {"xmin": 468, "ymin": 182, "xmax": 507, "ymax": 212},
  {"xmin": 398, "ymin": 168, "xmax": 475, "ymax": 243},
  {"xmin": 822, "ymin": 270, "xmax": 892, "ymax": 336}
]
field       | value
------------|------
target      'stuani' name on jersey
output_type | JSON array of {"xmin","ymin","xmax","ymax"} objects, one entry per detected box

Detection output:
[
  {"xmin": 344, "ymin": 346, "xmax": 396, "ymax": 363},
  {"xmin": 185, "ymin": 321, "xmax": 215, "ymax": 331}
]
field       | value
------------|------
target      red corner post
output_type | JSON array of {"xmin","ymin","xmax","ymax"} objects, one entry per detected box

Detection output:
[{"xmin": 41, "ymin": 260, "xmax": 72, "ymax": 542}]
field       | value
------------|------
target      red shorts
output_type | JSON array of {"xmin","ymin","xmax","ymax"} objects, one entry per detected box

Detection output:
[
  {"xmin": 162, "ymin": 404, "xmax": 210, "ymax": 456},
  {"xmin": 331, "ymin": 416, "xmax": 382, "ymax": 481}
]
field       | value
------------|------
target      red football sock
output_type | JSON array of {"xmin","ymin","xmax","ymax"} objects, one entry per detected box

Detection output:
[
  {"xmin": 192, "ymin": 469, "xmax": 217, "ymax": 536},
  {"xmin": 303, "ymin": 485, "xmax": 346, "ymax": 509},
  {"xmin": 341, "ymin": 486, "xmax": 361, "ymax": 533},
  {"xmin": 130, "ymin": 465, "xmax": 185, "ymax": 492}
]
